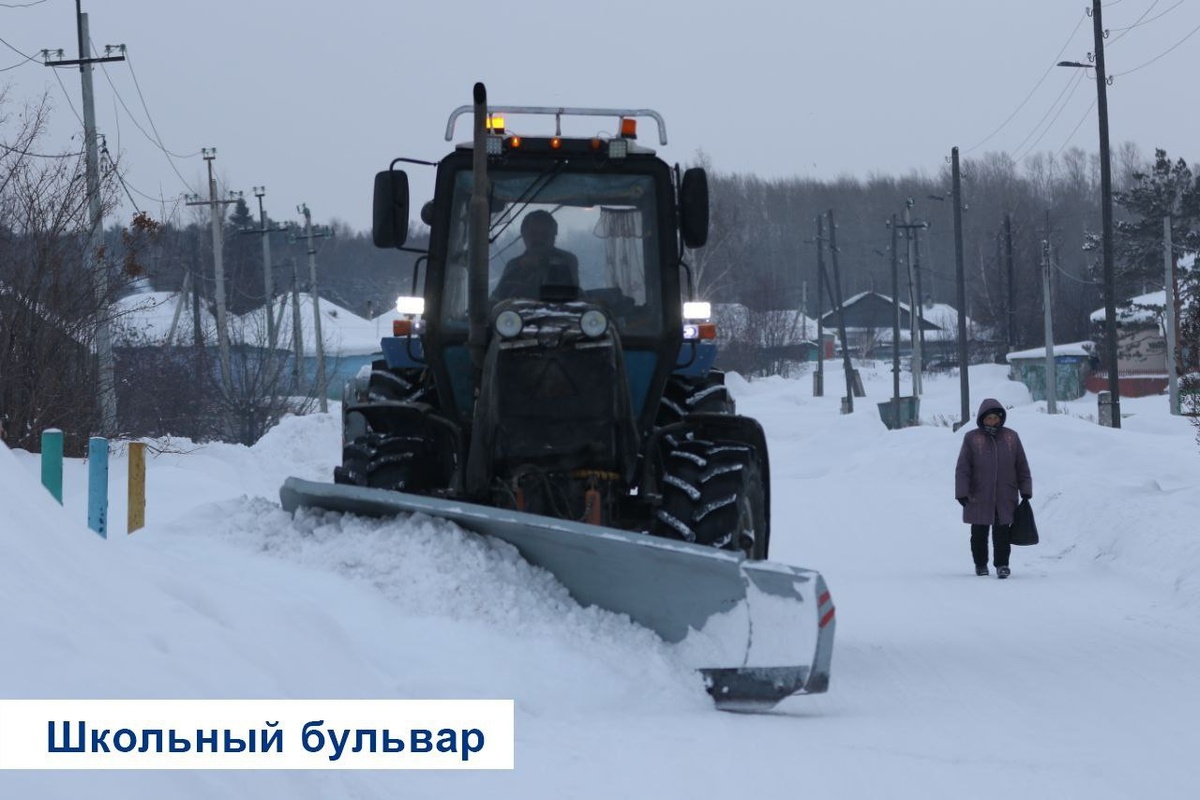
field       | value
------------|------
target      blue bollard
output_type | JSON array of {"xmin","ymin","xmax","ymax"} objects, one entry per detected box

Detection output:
[
  {"xmin": 87, "ymin": 437, "xmax": 108, "ymax": 538},
  {"xmin": 41, "ymin": 429, "xmax": 64, "ymax": 504}
]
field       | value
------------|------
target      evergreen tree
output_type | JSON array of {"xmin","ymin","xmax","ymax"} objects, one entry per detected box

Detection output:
[{"xmin": 1112, "ymin": 149, "xmax": 1200, "ymax": 296}]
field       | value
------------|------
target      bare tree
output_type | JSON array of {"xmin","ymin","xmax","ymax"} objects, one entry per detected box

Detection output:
[{"xmin": 0, "ymin": 91, "xmax": 126, "ymax": 453}]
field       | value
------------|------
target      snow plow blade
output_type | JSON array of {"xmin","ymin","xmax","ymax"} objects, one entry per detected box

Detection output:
[{"xmin": 281, "ymin": 477, "xmax": 835, "ymax": 710}]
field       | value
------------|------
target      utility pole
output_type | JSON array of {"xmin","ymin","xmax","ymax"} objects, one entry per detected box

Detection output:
[
  {"xmin": 895, "ymin": 203, "xmax": 929, "ymax": 396},
  {"xmin": 913, "ymin": 222, "xmax": 927, "ymax": 355},
  {"xmin": 814, "ymin": 215, "xmax": 826, "ymax": 397},
  {"xmin": 239, "ymin": 187, "xmax": 289, "ymax": 349},
  {"xmin": 1164, "ymin": 216, "xmax": 1180, "ymax": 415},
  {"xmin": 952, "ymin": 147, "xmax": 970, "ymax": 430},
  {"xmin": 825, "ymin": 209, "xmax": 856, "ymax": 413},
  {"xmin": 1058, "ymin": 0, "xmax": 1121, "ymax": 427},
  {"xmin": 1005, "ymin": 213, "xmax": 1016, "ymax": 352},
  {"xmin": 296, "ymin": 204, "xmax": 334, "ymax": 412},
  {"xmin": 43, "ymin": 2, "xmax": 126, "ymax": 436},
  {"xmin": 186, "ymin": 149, "xmax": 238, "ymax": 394},
  {"xmin": 890, "ymin": 215, "xmax": 902, "ymax": 408},
  {"xmin": 289, "ymin": 258, "xmax": 304, "ymax": 391},
  {"xmin": 1041, "ymin": 236, "xmax": 1058, "ymax": 415}
]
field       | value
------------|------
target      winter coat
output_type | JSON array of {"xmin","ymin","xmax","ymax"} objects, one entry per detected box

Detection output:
[{"xmin": 955, "ymin": 398, "xmax": 1032, "ymax": 526}]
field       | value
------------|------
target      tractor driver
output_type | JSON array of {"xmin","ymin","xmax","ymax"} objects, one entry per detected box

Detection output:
[{"xmin": 492, "ymin": 210, "xmax": 580, "ymax": 300}]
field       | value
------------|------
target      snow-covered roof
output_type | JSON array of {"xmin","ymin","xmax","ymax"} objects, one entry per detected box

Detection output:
[
  {"xmin": 239, "ymin": 295, "xmax": 386, "ymax": 357},
  {"xmin": 111, "ymin": 291, "xmax": 217, "ymax": 347},
  {"xmin": 1005, "ymin": 340, "xmax": 1095, "ymax": 361},
  {"xmin": 113, "ymin": 290, "xmax": 387, "ymax": 356},
  {"xmin": 1089, "ymin": 290, "xmax": 1166, "ymax": 325}
]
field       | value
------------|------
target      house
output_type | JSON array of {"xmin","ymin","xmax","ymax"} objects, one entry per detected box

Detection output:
[
  {"xmin": 819, "ymin": 291, "xmax": 950, "ymax": 359},
  {"xmin": 1086, "ymin": 290, "xmax": 1170, "ymax": 397}
]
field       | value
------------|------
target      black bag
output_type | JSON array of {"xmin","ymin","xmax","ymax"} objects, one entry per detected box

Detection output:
[{"xmin": 1010, "ymin": 498, "xmax": 1039, "ymax": 546}]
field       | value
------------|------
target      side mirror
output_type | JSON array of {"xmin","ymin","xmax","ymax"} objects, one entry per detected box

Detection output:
[
  {"xmin": 373, "ymin": 170, "xmax": 410, "ymax": 248},
  {"xmin": 680, "ymin": 167, "xmax": 709, "ymax": 249}
]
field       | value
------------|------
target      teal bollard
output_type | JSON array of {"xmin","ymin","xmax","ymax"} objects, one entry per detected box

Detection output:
[
  {"xmin": 87, "ymin": 437, "xmax": 108, "ymax": 538},
  {"xmin": 40, "ymin": 429, "xmax": 64, "ymax": 504}
]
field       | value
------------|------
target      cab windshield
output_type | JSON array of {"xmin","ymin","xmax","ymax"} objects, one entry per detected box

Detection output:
[{"xmin": 439, "ymin": 168, "xmax": 662, "ymax": 336}]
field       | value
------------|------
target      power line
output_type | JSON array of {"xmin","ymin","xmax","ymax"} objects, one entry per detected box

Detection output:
[
  {"xmin": 1106, "ymin": 0, "xmax": 1161, "ymax": 45},
  {"xmin": 48, "ymin": 60, "xmax": 85, "ymax": 126},
  {"xmin": 1054, "ymin": 96, "xmax": 1099, "ymax": 157},
  {"xmin": 1108, "ymin": 0, "xmax": 1182, "ymax": 34},
  {"xmin": 90, "ymin": 42, "xmax": 200, "ymax": 194},
  {"xmin": 1011, "ymin": 69, "xmax": 1087, "ymax": 161},
  {"xmin": 964, "ymin": 11, "xmax": 1087, "ymax": 154},
  {"xmin": 1114, "ymin": 18, "xmax": 1200, "ymax": 75},
  {"xmin": 100, "ymin": 141, "xmax": 140, "ymax": 213},
  {"xmin": 0, "ymin": 139, "xmax": 84, "ymax": 159},
  {"xmin": 0, "ymin": 0, "xmax": 51, "ymax": 7}
]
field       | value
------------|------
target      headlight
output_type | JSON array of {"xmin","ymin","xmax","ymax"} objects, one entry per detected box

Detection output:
[
  {"xmin": 495, "ymin": 309, "xmax": 524, "ymax": 338},
  {"xmin": 683, "ymin": 301, "xmax": 711, "ymax": 320},
  {"xmin": 395, "ymin": 295, "xmax": 425, "ymax": 316},
  {"xmin": 580, "ymin": 309, "xmax": 609, "ymax": 337}
]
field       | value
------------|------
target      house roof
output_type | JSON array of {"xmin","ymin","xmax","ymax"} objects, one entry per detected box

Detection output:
[
  {"xmin": 113, "ymin": 290, "xmax": 387, "ymax": 357},
  {"xmin": 821, "ymin": 291, "xmax": 956, "ymax": 339},
  {"xmin": 1005, "ymin": 341, "xmax": 1095, "ymax": 361},
  {"xmin": 111, "ymin": 290, "xmax": 218, "ymax": 347}
]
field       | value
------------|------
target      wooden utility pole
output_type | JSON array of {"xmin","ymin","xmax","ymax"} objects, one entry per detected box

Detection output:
[
  {"xmin": 825, "ymin": 209, "xmax": 856, "ymax": 412},
  {"xmin": 43, "ymin": 2, "xmax": 126, "ymax": 436},
  {"xmin": 814, "ymin": 215, "xmax": 826, "ymax": 397},
  {"xmin": 1005, "ymin": 213, "xmax": 1015, "ymax": 352},
  {"xmin": 952, "ymin": 147, "xmax": 970, "ymax": 430},
  {"xmin": 894, "ymin": 205, "xmax": 929, "ymax": 396},
  {"xmin": 1057, "ymin": 1, "xmax": 1120, "ymax": 426},
  {"xmin": 890, "ymin": 215, "xmax": 901, "ymax": 407}
]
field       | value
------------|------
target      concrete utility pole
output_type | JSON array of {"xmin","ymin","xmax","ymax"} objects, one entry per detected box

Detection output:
[
  {"xmin": 43, "ymin": 2, "xmax": 126, "ymax": 436},
  {"xmin": 289, "ymin": 258, "xmax": 304, "ymax": 391},
  {"xmin": 952, "ymin": 147, "xmax": 970, "ymax": 430},
  {"xmin": 1058, "ymin": 0, "xmax": 1121, "ymax": 427},
  {"xmin": 1041, "ymin": 238, "xmax": 1058, "ymax": 415},
  {"xmin": 186, "ymin": 149, "xmax": 238, "ymax": 394},
  {"xmin": 297, "ymin": 204, "xmax": 334, "ymax": 412},
  {"xmin": 238, "ymin": 187, "xmax": 289, "ymax": 349},
  {"xmin": 1164, "ymin": 216, "xmax": 1180, "ymax": 415}
]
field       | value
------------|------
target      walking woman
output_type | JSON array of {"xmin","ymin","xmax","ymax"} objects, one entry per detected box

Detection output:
[{"xmin": 955, "ymin": 398, "xmax": 1032, "ymax": 579}]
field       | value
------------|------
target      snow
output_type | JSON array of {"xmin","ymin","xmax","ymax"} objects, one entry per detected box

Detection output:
[
  {"xmin": 1089, "ymin": 290, "xmax": 1168, "ymax": 326},
  {"xmin": 113, "ymin": 288, "xmax": 386, "ymax": 357},
  {"xmin": 4, "ymin": 361, "xmax": 1200, "ymax": 797},
  {"xmin": 1006, "ymin": 341, "xmax": 1094, "ymax": 360}
]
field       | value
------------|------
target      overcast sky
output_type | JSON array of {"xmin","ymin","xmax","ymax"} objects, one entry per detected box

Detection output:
[{"xmin": 3, "ymin": 0, "xmax": 1197, "ymax": 233}]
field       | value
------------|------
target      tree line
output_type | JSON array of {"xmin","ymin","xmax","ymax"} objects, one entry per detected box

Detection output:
[{"xmin": 3, "ymin": 90, "xmax": 1197, "ymax": 452}]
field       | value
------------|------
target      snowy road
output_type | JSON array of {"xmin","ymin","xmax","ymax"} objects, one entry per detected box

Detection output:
[{"xmin": 6, "ymin": 364, "xmax": 1197, "ymax": 799}]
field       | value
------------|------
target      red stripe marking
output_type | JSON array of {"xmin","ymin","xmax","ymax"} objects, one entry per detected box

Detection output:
[
  {"xmin": 818, "ymin": 591, "xmax": 831, "ymax": 606},
  {"xmin": 819, "ymin": 608, "xmax": 836, "ymax": 628}
]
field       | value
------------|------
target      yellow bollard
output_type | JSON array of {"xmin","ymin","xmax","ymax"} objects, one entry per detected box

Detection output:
[{"xmin": 128, "ymin": 442, "xmax": 146, "ymax": 534}]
